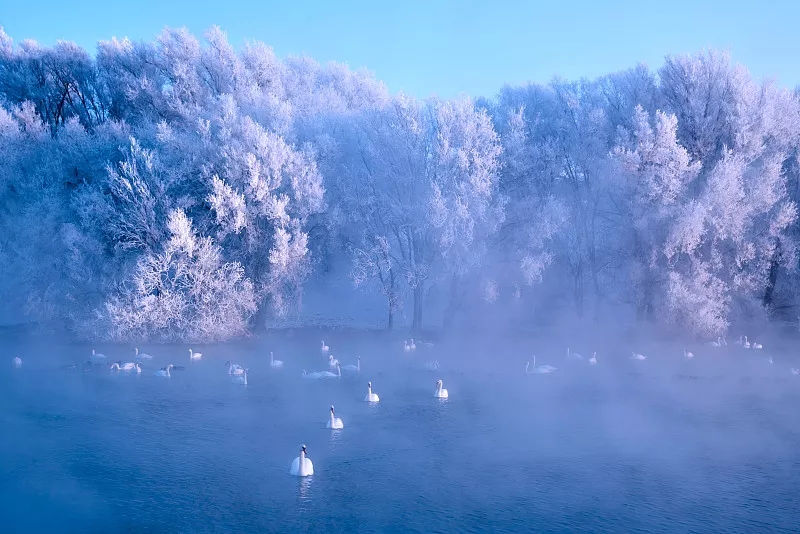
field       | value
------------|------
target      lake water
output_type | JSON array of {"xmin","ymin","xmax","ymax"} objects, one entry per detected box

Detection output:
[{"xmin": 2, "ymin": 332, "xmax": 800, "ymax": 533}]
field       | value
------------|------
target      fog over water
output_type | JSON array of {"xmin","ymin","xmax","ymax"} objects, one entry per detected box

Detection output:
[{"xmin": 3, "ymin": 328, "xmax": 800, "ymax": 533}]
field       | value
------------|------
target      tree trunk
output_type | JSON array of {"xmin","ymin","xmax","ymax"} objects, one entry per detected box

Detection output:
[
  {"xmin": 442, "ymin": 273, "xmax": 460, "ymax": 330},
  {"xmin": 763, "ymin": 240, "xmax": 781, "ymax": 309},
  {"xmin": 386, "ymin": 294, "xmax": 394, "ymax": 330},
  {"xmin": 412, "ymin": 284, "xmax": 424, "ymax": 332}
]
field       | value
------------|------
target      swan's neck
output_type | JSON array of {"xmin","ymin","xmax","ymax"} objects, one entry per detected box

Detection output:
[{"xmin": 357, "ymin": 359, "xmax": 360, "ymax": 370}]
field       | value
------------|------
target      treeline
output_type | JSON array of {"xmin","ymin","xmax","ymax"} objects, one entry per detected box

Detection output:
[{"xmin": 1, "ymin": 26, "xmax": 798, "ymax": 341}]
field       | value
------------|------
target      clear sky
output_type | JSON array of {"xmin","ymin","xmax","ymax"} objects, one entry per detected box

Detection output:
[{"xmin": 2, "ymin": 0, "xmax": 799, "ymax": 98}]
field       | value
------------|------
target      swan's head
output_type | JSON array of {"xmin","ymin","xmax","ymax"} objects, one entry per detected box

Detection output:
[
  {"xmin": 330, "ymin": 405, "xmax": 335, "ymax": 413},
  {"xmin": 301, "ymin": 444, "xmax": 307, "ymax": 453},
  {"xmin": 225, "ymin": 360, "xmax": 231, "ymax": 366},
  {"xmin": 167, "ymin": 364, "xmax": 174, "ymax": 369},
  {"xmin": 368, "ymin": 381, "xmax": 372, "ymax": 388},
  {"xmin": 329, "ymin": 355, "xmax": 333, "ymax": 361},
  {"xmin": 436, "ymin": 379, "xmax": 442, "ymax": 387}
]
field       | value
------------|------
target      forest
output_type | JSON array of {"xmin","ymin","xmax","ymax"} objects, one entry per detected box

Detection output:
[{"xmin": 1, "ymin": 26, "xmax": 799, "ymax": 342}]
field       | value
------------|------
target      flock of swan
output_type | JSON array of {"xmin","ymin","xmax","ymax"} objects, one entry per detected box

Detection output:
[{"xmin": 10, "ymin": 332, "xmax": 800, "ymax": 478}]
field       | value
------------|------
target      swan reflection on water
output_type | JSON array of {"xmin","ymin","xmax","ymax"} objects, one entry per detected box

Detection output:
[{"xmin": 296, "ymin": 476, "xmax": 313, "ymax": 508}]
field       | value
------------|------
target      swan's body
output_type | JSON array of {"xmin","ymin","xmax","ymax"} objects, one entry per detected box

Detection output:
[
  {"xmin": 589, "ymin": 352, "xmax": 597, "ymax": 365},
  {"xmin": 326, "ymin": 405, "xmax": 344, "ymax": 429},
  {"xmin": 409, "ymin": 338, "xmax": 416, "ymax": 351},
  {"xmin": 631, "ymin": 352, "xmax": 646, "ymax": 361},
  {"xmin": 303, "ymin": 364, "xmax": 340, "ymax": 379},
  {"xmin": 135, "ymin": 348, "xmax": 153, "ymax": 360},
  {"xmin": 425, "ymin": 360, "xmax": 440, "ymax": 371},
  {"xmin": 155, "ymin": 364, "xmax": 174, "ymax": 377},
  {"xmin": 110, "ymin": 361, "xmax": 136, "ymax": 371},
  {"xmin": 404, "ymin": 341, "xmax": 411, "ymax": 352},
  {"xmin": 328, "ymin": 355, "xmax": 340, "ymax": 368},
  {"xmin": 289, "ymin": 445, "xmax": 314, "ymax": 477},
  {"xmin": 365, "ymin": 381, "xmax": 380, "ymax": 402},
  {"xmin": 767, "ymin": 356, "xmax": 773, "ymax": 364},
  {"xmin": 742, "ymin": 336, "xmax": 751, "ymax": 349},
  {"xmin": 342, "ymin": 357, "xmax": 360, "ymax": 372},
  {"xmin": 683, "ymin": 349, "xmax": 694, "ymax": 360},
  {"xmin": 707, "ymin": 337, "xmax": 723, "ymax": 347},
  {"xmin": 567, "ymin": 347, "xmax": 583, "ymax": 360},
  {"xmin": 12, "ymin": 356, "xmax": 22, "ymax": 368},
  {"xmin": 434, "ymin": 379, "xmax": 449, "ymax": 399},
  {"xmin": 752, "ymin": 341, "xmax": 763, "ymax": 350},
  {"xmin": 189, "ymin": 349, "xmax": 202, "ymax": 360},
  {"xmin": 321, "ymin": 340, "xmax": 329, "ymax": 353},
  {"xmin": 91, "ymin": 349, "xmax": 106, "ymax": 361},
  {"xmin": 270, "ymin": 352, "xmax": 283, "ymax": 368},
  {"xmin": 134, "ymin": 362, "xmax": 142, "ymax": 374},
  {"xmin": 527, "ymin": 355, "xmax": 557, "ymax": 374},
  {"xmin": 226, "ymin": 361, "xmax": 245, "ymax": 375},
  {"xmin": 232, "ymin": 369, "xmax": 248, "ymax": 385}
]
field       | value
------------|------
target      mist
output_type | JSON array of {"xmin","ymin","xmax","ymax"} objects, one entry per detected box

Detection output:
[{"xmin": 2, "ymin": 24, "xmax": 800, "ymax": 533}]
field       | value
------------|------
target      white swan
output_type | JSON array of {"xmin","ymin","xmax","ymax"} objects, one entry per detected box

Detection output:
[
  {"xmin": 326, "ymin": 405, "xmax": 344, "ymax": 429},
  {"xmin": 589, "ymin": 352, "xmax": 597, "ymax": 365},
  {"xmin": 434, "ymin": 379, "xmax": 449, "ymax": 399},
  {"xmin": 110, "ymin": 362, "xmax": 136, "ymax": 371},
  {"xmin": 328, "ymin": 355, "xmax": 340, "ymax": 368},
  {"xmin": 270, "ymin": 352, "xmax": 284, "ymax": 368},
  {"xmin": 752, "ymin": 341, "xmax": 763, "ymax": 350},
  {"xmin": 290, "ymin": 445, "xmax": 314, "ymax": 477},
  {"xmin": 742, "ymin": 336, "xmax": 751, "ymax": 349},
  {"xmin": 232, "ymin": 369, "xmax": 248, "ymax": 385},
  {"xmin": 189, "ymin": 349, "xmax": 202, "ymax": 360},
  {"xmin": 321, "ymin": 340, "xmax": 329, "ymax": 353},
  {"xmin": 226, "ymin": 361, "xmax": 244, "ymax": 375},
  {"xmin": 528, "ymin": 355, "xmax": 557, "ymax": 374},
  {"xmin": 135, "ymin": 347, "xmax": 153, "ymax": 360},
  {"xmin": 707, "ymin": 337, "xmax": 723, "ymax": 347},
  {"xmin": 365, "ymin": 381, "xmax": 380, "ymax": 402},
  {"xmin": 683, "ymin": 349, "xmax": 694, "ymax": 359},
  {"xmin": 12, "ymin": 356, "xmax": 22, "ymax": 368},
  {"xmin": 567, "ymin": 347, "xmax": 583, "ymax": 360},
  {"xmin": 767, "ymin": 356, "xmax": 773, "ymax": 364},
  {"xmin": 155, "ymin": 364, "xmax": 174, "ymax": 377},
  {"xmin": 303, "ymin": 364, "xmax": 340, "ymax": 379},
  {"xmin": 342, "ymin": 357, "xmax": 360, "ymax": 372},
  {"xmin": 303, "ymin": 370, "xmax": 325, "ymax": 379},
  {"xmin": 91, "ymin": 349, "xmax": 106, "ymax": 361},
  {"xmin": 134, "ymin": 362, "xmax": 142, "ymax": 374},
  {"xmin": 425, "ymin": 360, "xmax": 440, "ymax": 371},
  {"xmin": 404, "ymin": 340, "xmax": 411, "ymax": 352},
  {"xmin": 409, "ymin": 338, "xmax": 416, "ymax": 351},
  {"xmin": 631, "ymin": 352, "xmax": 646, "ymax": 361}
]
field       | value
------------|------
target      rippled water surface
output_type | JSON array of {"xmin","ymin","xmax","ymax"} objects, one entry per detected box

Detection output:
[{"xmin": 2, "ymin": 334, "xmax": 800, "ymax": 533}]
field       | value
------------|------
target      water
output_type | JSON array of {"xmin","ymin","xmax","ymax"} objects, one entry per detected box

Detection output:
[{"xmin": 2, "ymin": 333, "xmax": 800, "ymax": 533}]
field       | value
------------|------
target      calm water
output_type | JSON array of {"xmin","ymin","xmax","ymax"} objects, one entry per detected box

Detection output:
[{"xmin": 2, "ymin": 333, "xmax": 800, "ymax": 533}]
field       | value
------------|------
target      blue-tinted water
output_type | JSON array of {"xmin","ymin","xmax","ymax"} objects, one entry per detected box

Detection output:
[{"xmin": 2, "ymin": 334, "xmax": 799, "ymax": 533}]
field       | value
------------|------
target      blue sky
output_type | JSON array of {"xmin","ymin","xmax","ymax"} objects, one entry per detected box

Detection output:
[{"xmin": 2, "ymin": 0, "xmax": 798, "ymax": 98}]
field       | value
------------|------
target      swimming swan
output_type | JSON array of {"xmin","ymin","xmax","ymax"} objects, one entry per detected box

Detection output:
[
  {"xmin": 567, "ymin": 347, "xmax": 583, "ymax": 360},
  {"xmin": 326, "ymin": 405, "xmax": 344, "ymax": 429},
  {"xmin": 589, "ymin": 352, "xmax": 597, "ymax": 365},
  {"xmin": 409, "ymin": 338, "xmax": 416, "ymax": 351},
  {"xmin": 270, "ymin": 352, "xmax": 284, "ymax": 368},
  {"xmin": 155, "ymin": 364, "xmax": 174, "ymax": 377},
  {"xmin": 321, "ymin": 340, "xmax": 330, "ymax": 353},
  {"xmin": 707, "ymin": 337, "xmax": 723, "ymax": 347},
  {"xmin": 226, "ymin": 361, "xmax": 244, "ymax": 375},
  {"xmin": 135, "ymin": 348, "xmax": 153, "ymax": 360},
  {"xmin": 683, "ymin": 349, "xmax": 694, "ymax": 359},
  {"xmin": 134, "ymin": 362, "xmax": 142, "ymax": 374},
  {"xmin": 434, "ymin": 379, "xmax": 449, "ymax": 399},
  {"xmin": 342, "ymin": 357, "xmax": 360, "ymax": 372},
  {"xmin": 91, "ymin": 349, "xmax": 106, "ymax": 361},
  {"xmin": 631, "ymin": 352, "xmax": 646, "ymax": 361},
  {"xmin": 752, "ymin": 341, "xmax": 763, "ymax": 350},
  {"xmin": 110, "ymin": 361, "xmax": 136, "ymax": 371},
  {"xmin": 12, "ymin": 357, "xmax": 22, "ymax": 368},
  {"xmin": 425, "ymin": 360, "xmax": 440, "ymax": 371},
  {"xmin": 289, "ymin": 444, "xmax": 314, "ymax": 477},
  {"xmin": 404, "ymin": 341, "xmax": 411, "ymax": 352},
  {"xmin": 303, "ymin": 364, "xmax": 341, "ymax": 379},
  {"xmin": 365, "ymin": 381, "xmax": 380, "ymax": 402},
  {"xmin": 526, "ymin": 356, "xmax": 557, "ymax": 374},
  {"xmin": 328, "ymin": 355, "xmax": 340, "ymax": 368},
  {"xmin": 189, "ymin": 349, "xmax": 202, "ymax": 360}
]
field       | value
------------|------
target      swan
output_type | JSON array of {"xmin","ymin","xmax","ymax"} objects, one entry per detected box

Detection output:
[
  {"xmin": 12, "ymin": 356, "xmax": 22, "ymax": 368},
  {"xmin": 752, "ymin": 341, "xmax": 763, "ymax": 350},
  {"xmin": 134, "ymin": 362, "xmax": 142, "ymax": 374},
  {"xmin": 226, "ymin": 361, "xmax": 245, "ymax": 375},
  {"xmin": 155, "ymin": 364, "xmax": 174, "ymax": 377},
  {"xmin": 342, "ymin": 357, "xmax": 360, "ymax": 372},
  {"xmin": 767, "ymin": 356, "xmax": 773, "ymax": 364},
  {"xmin": 303, "ymin": 370, "xmax": 325, "ymax": 379},
  {"xmin": 434, "ymin": 379, "xmax": 449, "ymax": 399},
  {"xmin": 328, "ymin": 355, "xmax": 340, "ymax": 368},
  {"xmin": 110, "ymin": 362, "xmax": 136, "ymax": 371},
  {"xmin": 684, "ymin": 349, "xmax": 694, "ymax": 359},
  {"xmin": 135, "ymin": 347, "xmax": 153, "ymax": 360},
  {"xmin": 567, "ymin": 347, "xmax": 583, "ymax": 360},
  {"xmin": 409, "ymin": 338, "xmax": 416, "ymax": 351},
  {"xmin": 326, "ymin": 405, "xmax": 344, "ymax": 429},
  {"xmin": 425, "ymin": 360, "xmax": 440, "ymax": 371},
  {"xmin": 303, "ymin": 364, "xmax": 340, "ymax": 379},
  {"xmin": 791, "ymin": 368, "xmax": 799, "ymax": 375},
  {"xmin": 189, "ymin": 349, "xmax": 202, "ymax": 360},
  {"xmin": 289, "ymin": 444, "xmax": 314, "ymax": 477},
  {"xmin": 364, "ymin": 381, "xmax": 380, "ymax": 402},
  {"xmin": 589, "ymin": 352, "xmax": 597, "ymax": 365},
  {"xmin": 91, "ymin": 349, "xmax": 106, "ymax": 361},
  {"xmin": 321, "ymin": 340, "xmax": 329, "ymax": 353},
  {"xmin": 631, "ymin": 352, "xmax": 646, "ymax": 361},
  {"xmin": 742, "ymin": 336, "xmax": 751, "ymax": 349},
  {"xmin": 232, "ymin": 369, "xmax": 248, "ymax": 385},
  {"xmin": 707, "ymin": 337, "xmax": 723, "ymax": 347},
  {"xmin": 270, "ymin": 352, "xmax": 284, "ymax": 368},
  {"xmin": 404, "ymin": 341, "xmax": 411, "ymax": 352},
  {"xmin": 528, "ymin": 355, "xmax": 557, "ymax": 374}
]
